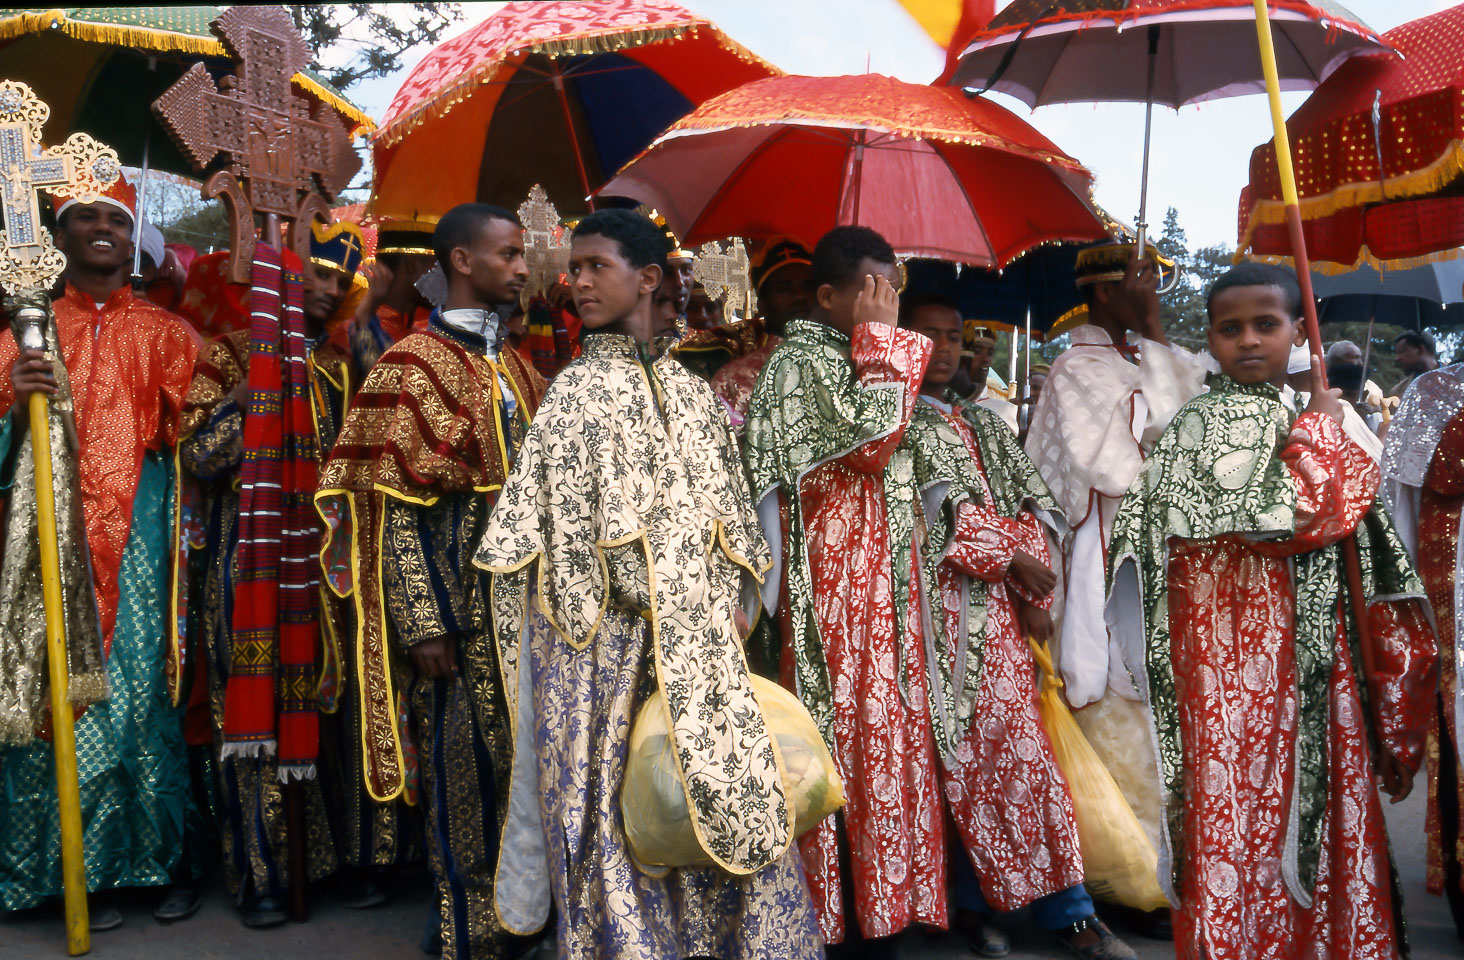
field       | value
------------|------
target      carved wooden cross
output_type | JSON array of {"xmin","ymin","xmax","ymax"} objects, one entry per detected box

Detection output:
[
  {"xmin": 152, "ymin": 5, "xmax": 360, "ymax": 283},
  {"xmin": 0, "ymin": 79, "xmax": 120, "ymax": 295}
]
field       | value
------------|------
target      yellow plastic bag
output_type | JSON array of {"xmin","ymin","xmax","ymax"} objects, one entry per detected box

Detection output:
[
  {"xmin": 622, "ymin": 675, "xmax": 845, "ymax": 869},
  {"xmin": 1029, "ymin": 639, "xmax": 1169, "ymax": 912}
]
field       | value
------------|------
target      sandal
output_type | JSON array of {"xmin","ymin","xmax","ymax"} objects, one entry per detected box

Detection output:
[{"xmin": 1057, "ymin": 915, "xmax": 1138, "ymax": 960}]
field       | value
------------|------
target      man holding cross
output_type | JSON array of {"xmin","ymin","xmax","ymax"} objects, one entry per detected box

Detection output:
[{"xmin": 0, "ymin": 174, "xmax": 203, "ymax": 929}]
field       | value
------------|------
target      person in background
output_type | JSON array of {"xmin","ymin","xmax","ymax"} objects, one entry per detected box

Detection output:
[
  {"xmin": 1023, "ymin": 239, "xmax": 1208, "ymax": 941},
  {"xmin": 961, "ymin": 322, "xmax": 1018, "ymax": 433},
  {"xmin": 342, "ymin": 218, "xmax": 436, "ymax": 377},
  {"xmin": 1392, "ymin": 330, "xmax": 1440, "ymax": 399},
  {"xmin": 710, "ymin": 239, "xmax": 814, "ymax": 431},
  {"xmin": 1325, "ymin": 339, "xmax": 1383, "ymax": 428},
  {"xmin": 176, "ymin": 219, "xmax": 369, "ymax": 928}
]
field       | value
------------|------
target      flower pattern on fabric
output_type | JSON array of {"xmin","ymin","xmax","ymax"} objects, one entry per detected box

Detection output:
[
  {"xmin": 743, "ymin": 319, "xmax": 945, "ymax": 942},
  {"xmin": 902, "ymin": 394, "xmax": 1083, "ymax": 911},
  {"xmin": 1408, "ymin": 402, "xmax": 1464, "ymax": 897},
  {"xmin": 477, "ymin": 334, "xmax": 788, "ymax": 875},
  {"xmin": 1107, "ymin": 379, "xmax": 1437, "ymax": 959},
  {"xmin": 710, "ymin": 334, "xmax": 780, "ymax": 433}
]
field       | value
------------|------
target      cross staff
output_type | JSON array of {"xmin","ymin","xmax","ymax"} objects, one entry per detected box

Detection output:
[
  {"xmin": 152, "ymin": 4, "xmax": 359, "ymax": 283},
  {"xmin": 0, "ymin": 77, "xmax": 120, "ymax": 957}
]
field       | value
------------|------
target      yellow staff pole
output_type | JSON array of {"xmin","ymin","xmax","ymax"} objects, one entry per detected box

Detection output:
[
  {"xmin": 1252, "ymin": 0, "xmax": 1383, "ymax": 716},
  {"xmin": 22, "ymin": 311, "xmax": 90, "ymax": 955}
]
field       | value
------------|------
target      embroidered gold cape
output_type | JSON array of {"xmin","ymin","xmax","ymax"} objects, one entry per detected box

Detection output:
[
  {"xmin": 475, "ymin": 334, "xmax": 791, "ymax": 876},
  {"xmin": 0, "ymin": 303, "xmax": 106, "ymax": 743},
  {"xmin": 315, "ymin": 328, "xmax": 543, "ymax": 801}
]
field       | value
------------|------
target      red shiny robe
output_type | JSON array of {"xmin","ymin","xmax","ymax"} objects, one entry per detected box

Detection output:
[
  {"xmin": 0, "ymin": 284, "xmax": 198, "ymax": 648},
  {"xmin": 777, "ymin": 328, "xmax": 946, "ymax": 943},
  {"xmin": 932, "ymin": 406, "xmax": 1085, "ymax": 911},
  {"xmin": 1421, "ymin": 408, "xmax": 1464, "ymax": 898},
  {"xmin": 1166, "ymin": 414, "xmax": 1435, "ymax": 960}
]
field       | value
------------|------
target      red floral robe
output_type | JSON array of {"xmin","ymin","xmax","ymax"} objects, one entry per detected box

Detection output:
[
  {"xmin": 749, "ymin": 319, "xmax": 943, "ymax": 943},
  {"xmin": 930, "ymin": 406, "xmax": 1085, "ymax": 911},
  {"xmin": 1165, "ymin": 414, "xmax": 1435, "ymax": 960},
  {"xmin": 1420, "ymin": 408, "xmax": 1464, "ymax": 898}
]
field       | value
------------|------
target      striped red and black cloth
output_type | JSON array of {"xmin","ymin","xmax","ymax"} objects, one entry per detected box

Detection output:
[{"xmin": 221, "ymin": 244, "xmax": 321, "ymax": 780}]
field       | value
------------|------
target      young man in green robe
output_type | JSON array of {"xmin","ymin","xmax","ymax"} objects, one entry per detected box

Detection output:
[{"xmin": 1105, "ymin": 262, "xmax": 1436, "ymax": 960}]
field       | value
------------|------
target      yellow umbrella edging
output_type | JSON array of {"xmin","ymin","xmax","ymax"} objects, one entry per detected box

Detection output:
[{"xmin": 373, "ymin": 20, "xmax": 777, "ymax": 148}]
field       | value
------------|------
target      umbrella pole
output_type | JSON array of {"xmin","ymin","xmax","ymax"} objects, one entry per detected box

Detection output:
[
  {"xmin": 1253, "ymin": 0, "xmax": 1383, "ymax": 732},
  {"xmin": 850, "ymin": 130, "xmax": 867, "ymax": 226},
  {"xmin": 1019, "ymin": 307, "xmax": 1033, "ymax": 434},
  {"xmin": 18, "ymin": 306, "xmax": 90, "ymax": 956},
  {"xmin": 1357, "ymin": 314, "xmax": 1375, "ymax": 404},
  {"xmin": 1135, "ymin": 26, "xmax": 1160, "ymax": 253},
  {"xmin": 549, "ymin": 60, "xmax": 595, "ymax": 211},
  {"xmin": 131, "ymin": 56, "xmax": 157, "ymax": 290}
]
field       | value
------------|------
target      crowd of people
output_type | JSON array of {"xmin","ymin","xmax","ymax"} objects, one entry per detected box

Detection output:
[{"xmin": 0, "ymin": 166, "xmax": 1458, "ymax": 960}]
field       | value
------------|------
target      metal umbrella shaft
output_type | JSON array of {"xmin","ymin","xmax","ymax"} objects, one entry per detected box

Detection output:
[
  {"xmin": 1135, "ymin": 26, "xmax": 1161, "ymax": 254},
  {"xmin": 130, "ymin": 56, "xmax": 157, "ymax": 289},
  {"xmin": 19, "ymin": 310, "xmax": 90, "ymax": 956},
  {"xmin": 1358, "ymin": 315, "xmax": 1375, "ymax": 404}
]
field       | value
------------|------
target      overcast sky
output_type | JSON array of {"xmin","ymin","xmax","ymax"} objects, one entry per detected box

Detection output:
[{"xmin": 340, "ymin": 0, "xmax": 1445, "ymax": 250}]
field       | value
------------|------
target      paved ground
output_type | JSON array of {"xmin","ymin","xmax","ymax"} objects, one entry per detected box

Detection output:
[{"xmin": 2, "ymin": 784, "xmax": 1458, "ymax": 959}]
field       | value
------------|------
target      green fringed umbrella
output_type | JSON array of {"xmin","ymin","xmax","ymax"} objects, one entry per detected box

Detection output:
[
  {"xmin": 0, "ymin": 6, "xmax": 373, "ymax": 180},
  {"xmin": 0, "ymin": 6, "xmax": 374, "ymax": 277}
]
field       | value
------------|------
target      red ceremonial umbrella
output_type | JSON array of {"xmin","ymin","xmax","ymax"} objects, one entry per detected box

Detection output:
[
  {"xmin": 596, "ymin": 73, "xmax": 1108, "ymax": 269},
  {"xmin": 369, "ymin": 0, "xmax": 779, "ymax": 223},
  {"xmin": 945, "ymin": 0, "xmax": 1387, "ymax": 256},
  {"xmin": 1240, "ymin": 3, "xmax": 1464, "ymax": 270}
]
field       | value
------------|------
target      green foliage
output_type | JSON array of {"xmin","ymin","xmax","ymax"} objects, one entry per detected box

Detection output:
[{"xmin": 289, "ymin": 3, "xmax": 463, "ymax": 91}]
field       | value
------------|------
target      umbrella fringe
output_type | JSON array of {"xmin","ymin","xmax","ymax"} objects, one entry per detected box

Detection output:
[
  {"xmin": 1241, "ymin": 139, "xmax": 1464, "ymax": 241},
  {"xmin": 374, "ymin": 23, "xmax": 774, "ymax": 148},
  {"xmin": 0, "ymin": 10, "xmax": 220, "ymax": 56},
  {"xmin": 1243, "ymin": 244, "xmax": 1464, "ymax": 276}
]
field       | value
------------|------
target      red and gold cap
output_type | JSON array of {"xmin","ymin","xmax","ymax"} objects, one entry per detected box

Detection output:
[{"xmin": 54, "ymin": 171, "xmax": 137, "ymax": 225}]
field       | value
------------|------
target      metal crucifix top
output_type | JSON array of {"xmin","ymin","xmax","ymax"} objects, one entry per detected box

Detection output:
[
  {"xmin": 152, "ymin": 5, "xmax": 360, "ymax": 283},
  {"xmin": 0, "ymin": 79, "xmax": 120, "ymax": 296}
]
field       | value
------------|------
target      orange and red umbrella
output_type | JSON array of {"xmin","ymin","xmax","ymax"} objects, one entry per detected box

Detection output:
[
  {"xmin": 1240, "ymin": 3, "xmax": 1464, "ymax": 269},
  {"xmin": 597, "ymin": 73, "xmax": 1108, "ymax": 269},
  {"xmin": 369, "ymin": 0, "xmax": 779, "ymax": 224}
]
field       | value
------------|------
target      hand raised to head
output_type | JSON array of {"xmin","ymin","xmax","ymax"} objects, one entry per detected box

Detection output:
[{"xmin": 852, "ymin": 273, "xmax": 899, "ymax": 328}]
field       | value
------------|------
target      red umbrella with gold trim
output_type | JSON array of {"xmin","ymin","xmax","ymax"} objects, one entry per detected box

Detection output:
[
  {"xmin": 596, "ymin": 72, "xmax": 1109, "ymax": 269},
  {"xmin": 1239, "ymin": 3, "xmax": 1464, "ymax": 271}
]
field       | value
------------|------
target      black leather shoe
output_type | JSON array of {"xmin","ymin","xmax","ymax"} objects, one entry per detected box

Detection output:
[
  {"xmin": 153, "ymin": 884, "xmax": 203, "ymax": 922},
  {"xmin": 241, "ymin": 895, "xmax": 288, "ymax": 929},
  {"xmin": 338, "ymin": 872, "xmax": 389, "ymax": 910}
]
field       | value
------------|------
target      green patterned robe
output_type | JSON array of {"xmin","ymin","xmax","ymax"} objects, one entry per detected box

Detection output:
[
  {"xmin": 0, "ymin": 451, "xmax": 196, "ymax": 909},
  {"xmin": 1106, "ymin": 377, "xmax": 1434, "ymax": 906}
]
